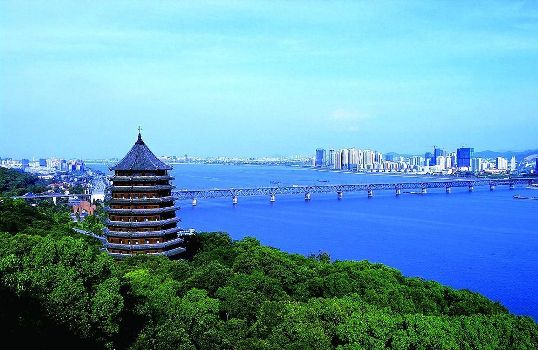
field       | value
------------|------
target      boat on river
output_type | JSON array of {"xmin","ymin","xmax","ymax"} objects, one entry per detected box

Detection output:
[{"xmin": 514, "ymin": 195, "xmax": 538, "ymax": 200}]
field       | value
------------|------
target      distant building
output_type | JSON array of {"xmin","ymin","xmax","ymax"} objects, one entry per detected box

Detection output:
[
  {"xmin": 39, "ymin": 158, "xmax": 47, "ymax": 167},
  {"xmin": 424, "ymin": 152, "xmax": 433, "ymax": 166},
  {"xmin": 496, "ymin": 157, "xmax": 508, "ymax": 171},
  {"xmin": 510, "ymin": 156, "xmax": 516, "ymax": 172},
  {"xmin": 456, "ymin": 147, "xmax": 474, "ymax": 168},
  {"xmin": 334, "ymin": 150, "xmax": 342, "ymax": 169},
  {"xmin": 471, "ymin": 158, "xmax": 483, "ymax": 172},
  {"xmin": 535, "ymin": 158, "xmax": 538, "ymax": 173},
  {"xmin": 315, "ymin": 149, "xmax": 326, "ymax": 167},
  {"xmin": 433, "ymin": 147, "xmax": 445, "ymax": 165},
  {"xmin": 21, "ymin": 159, "xmax": 30, "ymax": 170},
  {"xmin": 340, "ymin": 149, "xmax": 349, "ymax": 169},
  {"xmin": 60, "ymin": 159, "xmax": 68, "ymax": 171},
  {"xmin": 328, "ymin": 149, "xmax": 335, "ymax": 168}
]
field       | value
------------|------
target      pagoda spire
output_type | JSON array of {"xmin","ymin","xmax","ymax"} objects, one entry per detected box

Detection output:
[{"xmin": 136, "ymin": 126, "xmax": 143, "ymax": 144}]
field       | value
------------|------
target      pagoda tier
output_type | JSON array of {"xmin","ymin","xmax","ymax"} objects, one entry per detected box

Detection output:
[
  {"xmin": 104, "ymin": 205, "xmax": 181, "ymax": 215},
  {"xmin": 108, "ymin": 184, "xmax": 175, "ymax": 191},
  {"xmin": 105, "ymin": 217, "xmax": 181, "ymax": 227},
  {"xmin": 110, "ymin": 175, "xmax": 174, "ymax": 181},
  {"xmin": 104, "ymin": 227, "xmax": 185, "ymax": 237},
  {"xmin": 104, "ymin": 132, "xmax": 186, "ymax": 258},
  {"xmin": 106, "ymin": 195, "xmax": 176, "ymax": 204}
]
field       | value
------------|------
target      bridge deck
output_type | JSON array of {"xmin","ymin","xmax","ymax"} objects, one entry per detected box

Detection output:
[{"xmin": 172, "ymin": 178, "xmax": 536, "ymax": 200}]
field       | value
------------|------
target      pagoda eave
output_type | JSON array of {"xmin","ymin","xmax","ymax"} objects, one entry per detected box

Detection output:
[
  {"xmin": 104, "ymin": 227, "xmax": 184, "ymax": 238},
  {"xmin": 105, "ymin": 217, "xmax": 181, "ymax": 228},
  {"xmin": 104, "ymin": 205, "xmax": 180, "ymax": 215}
]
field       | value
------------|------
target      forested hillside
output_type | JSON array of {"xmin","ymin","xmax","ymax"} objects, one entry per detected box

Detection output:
[
  {"xmin": 0, "ymin": 198, "xmax": 537, "ymax": 349},
  {"xmin": 0, "ymin": 167, "xmax": 48, "ymax": 196}
]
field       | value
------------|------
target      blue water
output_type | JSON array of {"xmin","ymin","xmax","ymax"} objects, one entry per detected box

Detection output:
[{"xmin": 90, "ymin": 163, "xmax": 538, "ymax": 319}]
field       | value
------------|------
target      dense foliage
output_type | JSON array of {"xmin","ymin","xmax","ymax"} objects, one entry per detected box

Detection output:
[
  {"xmin": 0, "ymin": 167, "xmax": 48, "ymax": 196},
  {"xmin": 1, "ymin": 199, "xmax": 537, "ymax": 349}
]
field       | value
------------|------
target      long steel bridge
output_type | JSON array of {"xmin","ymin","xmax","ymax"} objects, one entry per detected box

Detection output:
[
  {"xmin": 172, "ymin": 178, "xmax": 537, "ymax": 205},
  {"xmin": 13, "ymin": 178, "xmax": 537, "ymax": 206}
]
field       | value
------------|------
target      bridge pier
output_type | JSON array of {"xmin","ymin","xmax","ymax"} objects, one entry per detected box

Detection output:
[
  {"xmin": 395, "ymin": 188, "xmax": 401, "ymax": 196},
  {"xmin": 192, "ymin": 198, "xmax": 197, "ymax": 207},
  {"xmin": 509, "ymin": 183, "xmax": 514, "ymax": 190},
  {"xmin": 468, "ymin": 185, "xmax": 474, "ymax": 192},
  {"xmin": 367, "ymin": 189, "xmax": 373, "ymax": 198},
  {"xmin": 421, "ymin": 187, "xmax": 427, "ymax": 194},
  {"xmin": 232, "ymin": 196, "xmax": 238, "ymax": 205},
  {"xmin": 337, "ymin": 191, "xmax": 343, "ymax": 200},
  {"xmin": 490, "ymin": 184, "xmax": 495, "ymax": 191},
  {"xmin": 305, "ymin": 192, "xmax": 311, "ymax": 201},
  {"xmin": 270, "ymin": 194, "xmax": 276, "ymax": 203},
  {"xmin": 446, "ymin": 186, "xmax": 451, "ymax": 194}
]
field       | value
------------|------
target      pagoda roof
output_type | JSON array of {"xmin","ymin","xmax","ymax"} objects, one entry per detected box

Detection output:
[{"xmin": 111, "ymin": 133, "xmax": 172, "ymax": 171}]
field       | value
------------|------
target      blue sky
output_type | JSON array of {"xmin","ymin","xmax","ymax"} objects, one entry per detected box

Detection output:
[{"xmin": 1, "ymin": 1, "xmax": 537, "ymax": 158}]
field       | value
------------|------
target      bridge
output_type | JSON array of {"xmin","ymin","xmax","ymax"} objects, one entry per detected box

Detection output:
[
  {"xmin": 13, "ymin": 177, "xmax": 537, "ymax": 206},
  {"xmin": 172, "ymin": 178, "xmax": 537, "ymax": 206}
]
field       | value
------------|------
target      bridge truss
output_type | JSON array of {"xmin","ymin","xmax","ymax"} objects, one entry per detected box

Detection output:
[{"xmin": 172, "ymin": 178, "xmax": 536, "ymax": 202}]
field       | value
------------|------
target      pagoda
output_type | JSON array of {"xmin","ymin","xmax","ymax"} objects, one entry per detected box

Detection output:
[{"xmin": 104, "ymin": 131, "xmax": 186, "ymax": 258}]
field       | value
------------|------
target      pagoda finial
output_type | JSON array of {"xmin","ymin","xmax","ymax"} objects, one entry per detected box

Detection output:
[{"xmin": 136, "ymin": 126, "xmax": 143, "ymax": 144}]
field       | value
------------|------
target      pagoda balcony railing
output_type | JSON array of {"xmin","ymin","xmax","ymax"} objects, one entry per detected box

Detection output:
[
  {"xmin": 105, "ymin": 217, "xmax": 181, "ymax": 227},
  {"xmin": 106, "ymin": 195, "xmax": 175, "ymax": 203},
  {"xmin": 110, "ymin": 175, "xmax": 174, "ymax": 182},
  {"xmin": 108, "ymin": 246, "xmax": 186, "ymax": 258},
  {"xmin": 106, "ymin": 237, "xmax": 185, "ymax": 250},
  {"xmin": 109, "ymin": 185, "xmax": 175, "ymax": 191},
  {"xmin": 104, "ymin": 205, "xmax": 180, "ymax": 215},
  {"xmin": 104, "ymin": 227, "xmax": 188, "ymax": 238}
]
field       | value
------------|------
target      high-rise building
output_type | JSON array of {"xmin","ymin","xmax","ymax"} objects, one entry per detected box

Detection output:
[
  {"xmin": 510, "ymin": 156, "xmax": 516, "ymax": 172},
  {"xmin": 39, "ymin": 158, "xmax": 47, "ymax": 167},
  {"xmin": 424, "ymin": 152, "xmax": 433, "ymax": 166},
  {"xmin": 536, "ymin": 159, "xmax": 538, "ymax": 173},
  {"xmin": 456, "ymin": 147, "xmax": 474, "ymax": 168},
  {"xmin": 315, "ymin": 149, "xmax": 326, "ymax": 167},
  {"xmin": 328, "ymin": 149, "xmax": 335, "ymax": 168},
  {"xmin": 334, "ymin": 150, "xmax": 342, "ymax": 169},
  {"xmin": 496, "ymin": 157, "xmax": 508, "ymax": 170},
  {"xmin": 363, "ymin": 150, "xmax": 374, "ymax": 169},
  {"xmin": 436, "ymin": 156, "xmax": 447, "ymax": 169},
  {"xmin": 348, "ymin": 148, "xmax": 359, "ymax": 168},
  {"xmin": 104, "ymin": 132, "xmax": 186, "ymax": 258},
  {"xmin": 340, "ymin": 149, "xmax": 349, "ymax": 169},
  {"xmin": 471, "ymin": 158, "xmax": 482, "ymax": 172},
  {"xmin": 432, "ymin": 147, "xmax": 445, "ymax": 165}
]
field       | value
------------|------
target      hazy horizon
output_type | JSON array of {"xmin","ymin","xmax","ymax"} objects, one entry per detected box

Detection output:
[{"xmin": 1, "ymin": 1, "xmax": 537, "ymax": 158}]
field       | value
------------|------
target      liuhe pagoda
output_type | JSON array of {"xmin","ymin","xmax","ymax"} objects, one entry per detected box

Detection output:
[{"xmin": 104, "ymin": 131, "xmax": 187, "ymax": 258}]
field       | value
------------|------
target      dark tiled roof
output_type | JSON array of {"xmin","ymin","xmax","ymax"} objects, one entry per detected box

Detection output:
[{"xmin": 111, "ymin": 133, "xmax": 172, "ymax": 171}]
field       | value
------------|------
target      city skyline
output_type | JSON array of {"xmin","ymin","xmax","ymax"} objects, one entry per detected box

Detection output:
[
  {"xmin": 1, "ymin": 1, "xmax": 538, "ymax": 158},
  {"xmin": 1, "ymin": 142, "xmax": 538, "ymax": 161}
]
